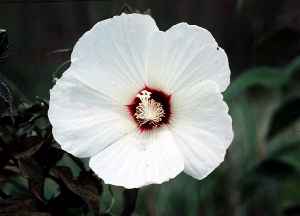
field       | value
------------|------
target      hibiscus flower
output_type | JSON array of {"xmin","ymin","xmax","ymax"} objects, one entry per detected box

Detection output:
[{"xmin": 48, "ymin": 13, "xmax": 233, "ymax": 189}]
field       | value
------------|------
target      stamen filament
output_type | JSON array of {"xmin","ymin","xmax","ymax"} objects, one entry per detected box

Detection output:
[{"xmin": 134, "ymin": 90, "xmax": 165, "ymax": 127}]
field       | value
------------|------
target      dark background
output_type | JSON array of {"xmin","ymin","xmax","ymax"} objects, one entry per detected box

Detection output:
[
  {"xmin": 1, "ymin": 0, "xmax": 300, "ymax": 99},
  {"xmin": 1, "ymin": 1, "xmax": 300, "ymax": 216}
]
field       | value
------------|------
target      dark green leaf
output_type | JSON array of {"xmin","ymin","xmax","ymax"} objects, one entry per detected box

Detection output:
[
  {"xmin": 285, "ymin": 55, "xmax": 300, "ymax": 75},
  {"xmin": 239, "ymin": 158, "xmax": 299, "ymax": 202},
  {"xmin": 34, "ymin": 138, "xmax": 64, "ymax": 172},
  {"xmin": 18, "ymin": 158, "xmax": 44, "ymax": 182},
  {"xmin": 224, "ymin": 56, "xmax": 300, "ymax": 100},
  {"xmin": 0, "ymin": 198, "xmax": 36, "ymax": 213},
  {"xmin": 18, "ymin": 158, "xmax": 45, "ymax": 202},
  {"xmin": 46, "ymin": 186, "xmax": 86, "ymax": 214},
  {"xmin": 52, "ymin": 166, "xmax": 102, "ymax": 215},
  {"xmin": 0, "ymin": 80, "xmax": 13, "ymax": 121},
  {"xmin": 224, "ymin": 67, "xmax": 288, "ymax": 100},
  {"xmin": 0, "ymin": 169, "xmax": 19, "ymax": 185},
  {"xmin": 43, "ymin": 177, "xmax": 60, "ymax": 201},
  {"xmin": 0, "ymin": 212, "xmax": 51, "ymax": 216},
  {"xmin": 269, "ymin": 139, "xmax": 300, "ymax": 158},
  {"xmin": 121, "ymin": 189, "xmax": 139, "ymax": 216},
  {"xmin": 256, "ymin": 159, "xmax": 298, "ymax": 179},
  {"xmin": 0, "ymin": 80, "xmax": 11, "ymax": 105},
  {"xmin": 13, "ymin": 136, "xmax": 44, "ymax": 159},
  {"xmin": 0, "ymin": 29, "xmax": 8, "ymax": 56},
  {"xmin": 267, "ymin": 98, "xmax": 300, "ymax": 139}
]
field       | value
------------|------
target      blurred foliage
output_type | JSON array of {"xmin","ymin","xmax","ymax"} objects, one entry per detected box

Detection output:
[
  {"xmin": 1, "ymin": 1, "xmax": 300, "ymax": 216},
  {"xmin": 0, "ymin": 95, "xmax": 105, "ymax": 215},
  {"xmin": 0, "ymin": 28, "xmax": 139, "ymax": 216}
]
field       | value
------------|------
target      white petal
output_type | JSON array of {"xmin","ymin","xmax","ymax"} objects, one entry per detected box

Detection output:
[
  {"xmin": 48, "ymin": 72, "xmax": 135, "ymax": 158},
  {"xmin": 146, "ymin": 23, "xmax": 230, "ymax": 93},
  {"xmin": 70, "ymin": 13, "xmax": 159, "ymax": 104},
  {"xmin": 89, "ymin": 127, "xmax": 184, "ymax": 188},
  {"xmin": 171, "ymin": 81, "xmax": 233, "ymax": 180}
]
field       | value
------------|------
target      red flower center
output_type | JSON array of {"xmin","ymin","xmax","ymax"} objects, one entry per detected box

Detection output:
[{"xmin": 127, "ymin": 86, "xmax": 172, "ymax": 132}]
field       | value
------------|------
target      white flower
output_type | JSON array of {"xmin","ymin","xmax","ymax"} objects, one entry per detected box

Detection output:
[{"xmin": 48, "ymin": 13, "xmax": 233, "ymax": 189}]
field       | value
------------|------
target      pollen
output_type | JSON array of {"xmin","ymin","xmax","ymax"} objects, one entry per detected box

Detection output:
[
  {"xmin": 134, "ymin": 90, "xmax": 165, "ymax": 127},
  {"xmin": 127, "ymin": 86, "xmax": 171, "ymax": 132}
]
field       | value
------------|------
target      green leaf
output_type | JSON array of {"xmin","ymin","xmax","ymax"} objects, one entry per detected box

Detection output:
[
  {"xmin": 255, "ymin": 159, "xmax": 298, "ymax": 179},
  {"xmin": 285, "ymin": 56, "xmax": 300, "ymax": 76},
  {"xmin": 0, "ymin": 29, "xmax": 8, "ymax": 56},
  {"xmin": 121, "ymin": 189, "xmax": 139, "ymax": 216},
  {"xmin": 18, "ymin": 158, "xmax": 45, "ymax": 202},
  {"xmin": 267, "ymin": 98, "xmax": 300, "ymax": 139},
  {"xmin": 56, "ymin": 154, "xmax": 82, "ymax": 177},
  {"xmin": 269, "ymin": 139, "xmax": 300, "ymax": 158},
  {"xmin": 0, "ymin": 80, "xmax": 14, "ymax": 121},
  {"xmin": 224, "ymin": 56, "xmax": 300, "ymax": 100},
  {"xmin": 43, "ymin": 177, "xmax": 60, "ymax": 201},
  {"xmin": 13, "ymin": 136, "xmax": 45, "ymax": 159},
  {"xmin": 0, "ymin": 198, "xmax": 34, "ymax": 213},
  {"xmin": 224, "ymin": 67, "xmax": 288, "ymax": 100},
  {"xmin": 52, "ymin": 166, "xmax": 102, "ymax": 215}
]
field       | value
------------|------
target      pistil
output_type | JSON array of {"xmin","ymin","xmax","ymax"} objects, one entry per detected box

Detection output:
[
  {"xmin": 134, "ymin": 90, "xmax": 165, "ymax": 127},
  {"xmin": 127, "ymin": 86, "xmax": 172, "ymax": 132}
]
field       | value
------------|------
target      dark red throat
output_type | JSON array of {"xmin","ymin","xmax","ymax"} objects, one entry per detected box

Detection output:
[{"xmin": 127, "ymin": 86, "xmax": 172, "ymax": 133}]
